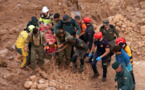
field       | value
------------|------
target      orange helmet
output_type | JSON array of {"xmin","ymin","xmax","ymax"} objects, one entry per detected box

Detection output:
[
  {"xmin": 116, "ymin": 37, "xmax": 126, "ymax": 45},
  {"xmin": 94, "ymin": 32, "xmax": 103, "ymax": 39},
  {"xmin": 83, "ymin": 17, "xmax": 91, "ymax": 23}
]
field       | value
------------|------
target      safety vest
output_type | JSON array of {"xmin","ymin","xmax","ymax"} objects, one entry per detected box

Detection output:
[
  {"xmin": 123, "ymin": 43, "xmax": 133, "ymax": 66},
  {"xmin": 39, "ymin": 13, "xmax": 53, "ymax": 25},
  {"xmin": 15, "ymin": 31, "xmax": 28, "ymax": 48},
  {"xmin": 78, "ymin": 21, "xmax": 87, "ymax": 33}
]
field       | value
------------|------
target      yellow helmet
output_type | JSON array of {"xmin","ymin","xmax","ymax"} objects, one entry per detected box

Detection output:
[{"xmin": 28, "ymin": 25, "xmax": 35, "ymax": 32}]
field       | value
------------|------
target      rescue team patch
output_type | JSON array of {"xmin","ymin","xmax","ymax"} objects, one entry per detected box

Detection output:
[{"xmin": 124, "ymin": 77, "xmax": 127, "ymax": 79}]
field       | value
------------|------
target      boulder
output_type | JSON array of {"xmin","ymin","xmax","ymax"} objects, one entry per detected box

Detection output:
[
  {"xmin": 40, "ymin": 71, "xmax": 48, "ymax": 79},
  {"xmin": 24, "ymin": 81, "xmax": 33, "ymax": 89},
  {"xmin": 37, "ymin": 84, "xmax": 47, "ymax": 89},
  {"xmin": 39, "ymin": 78, "xmax": 46, "ymax": 84},
  {"xmin": 31, "ymin": 82, "xmax": 37, "ymax": 89},
  {"xmin": 113, "ymin": 14, "xmax": 124, "ymax": 23},
  {"xmin": 30, "ymin": 75, "xmax": 37, "ymax": 81},
  {"xmin": 140, "ymin": 25, "xmax": 145, "ymax": 35},
  {"xmin": 45, "ymin": 87, "xmax": 56, "ymax": 90},
  {"xmin": 48, "ymin": 80, "xmax": 57, "ymax": 87},
  {"xmin": 140, "ymin": 1, "xmax": 145, "ymax": 9}
]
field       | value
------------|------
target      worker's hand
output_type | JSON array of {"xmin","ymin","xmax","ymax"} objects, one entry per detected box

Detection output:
[
  {"xmin": 96, "ymin": 56, "xmax": 101, "ymax": 61},
  {"xmin": 57, "ymin": 45, "xmax": 62, "ymax": 48},
  {"xmin": 54, "ymin": 34, "xmax": 56, "ymax": 37},
  {"xmin": 115, "ymin": 81, "xmax": 118, "ymax": 88},
  {"xmin": 76, "ymin": 35, "xmax": 80, "ymax": 38},
  {"xmin": 24, "ymin": 46, "xmax": 28, "ymax": 52},
  {"xmin": 88, "ymin": 53, "xmax": 91, "ymax": 58}
]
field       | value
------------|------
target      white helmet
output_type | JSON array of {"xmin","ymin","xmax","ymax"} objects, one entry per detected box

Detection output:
[{"xmin": 42, "ymin": 6, "xmax": 49, "ymax": 13}]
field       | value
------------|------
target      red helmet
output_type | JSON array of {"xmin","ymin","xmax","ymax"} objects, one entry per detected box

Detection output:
[
  {"xmin": 116, "ymin": 37, "xmax": 126, "ymax": 45},
  {"xmin": 83, "ymin": 17, "xmax": 91, "ymax": 23},
  {"xmin": 94, "ymin": 32, "xmax": 103, "ymax": 39}
]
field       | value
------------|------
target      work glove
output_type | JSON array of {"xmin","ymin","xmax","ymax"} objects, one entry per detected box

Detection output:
[
  {"xmin": 88, "ymin": 53, "xmax": 91, "ymax": 58},
  {"xmin": 96, "ymin": 56, "xmax": 101, "ymax": 61}
]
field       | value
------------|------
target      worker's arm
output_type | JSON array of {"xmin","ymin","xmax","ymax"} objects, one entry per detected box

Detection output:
[
  {"xmin": 80, "ymin": 32, "xmax": 85, "ymax": 36},
  {"xmin": 74, "ymin": 20, "xmax": 81, "ymax": 35},
  {"xmin": 100, "ymin": 48, "xmax": 110, "ymax": 58},
  {"xmin": 57, "ymin": 43, "xmax": 69, "ymax": 52},
  {"xmin": 24, "ymin": 33, "xmax": 31, "ymax": 51},
  {"xmin": 87, "ymin": 29, "xmax": 94, "ymax": 46},
  {"xmin": 113, "ymin": 26, "xmax": 119, "ymax": 37},
  {"xmin": 90, "ymin": 43, "xmax": 96, "ymax": 54},
  {"xmin": 53, "ymin": 21, "xmax": 62, "ymax": 34},
  {"xmin": 39, "ymin": 17, "xmax": 43, "ymax": 24}
]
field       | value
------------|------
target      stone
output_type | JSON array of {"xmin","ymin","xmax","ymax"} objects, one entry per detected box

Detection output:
[
  {"xmin": 39, "ymin": 78, "xmax": 46, "ymax": 84},
  {"xmin": 30, "ymin": 75, "xmax": 37, "ymax": 81},
  {"xmin": 48, "ymin": 80, "xmax": 57, "ymax": 87},
  {"xmin": 0, "ymin": 49, "xmax": 8, "ymax": 55},
  {"xmin": 116, "ymin": 26, "xmax": 121, "ymax": 31},
  {"xmin": 113, "ymin": 14, "xmax": 124, "ymax": 23},
  {"xmin": 45, "ymin": 87, "xmax": 56, "ymax": 90},
  {"xmin": 140, "ymin": 1, "xmax": 145, "ymax": 9},
  {"xmin": 40, "ymin": 71, "xmax": 48, "ymax": 79},
  {"xmin": 31, "ymin": 82, "xmax": 37, "ymax": 89},
  {"xmin": 122, "ymin": 25, "xmax": 126, "ymax": 28},
  {"xmin": 37, "ymin": 84, "xmax": 47, "ymax": 89},
  {"xmin": 140, "ymin": 25, "xmax": 145, "ymax": 35},
  {"xmin": 24, "ymin": 81, "xmax": 33, "ymax": 89}
]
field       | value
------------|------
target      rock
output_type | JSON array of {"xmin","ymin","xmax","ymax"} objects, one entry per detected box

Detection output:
[
  {"xmin": 40, "ymin": 71, "xmax": 48, "ymax": 79},
  {"xmin": 115, "ymin": 21, "xmax": 122, "ymax": 27},
  {"xmin": 39, "ymin": 78, "xmax": 46, "ymax": 84},
  {"xmin": 116, "ymin": 26, "xmax": 121, "ymax": 31},
  {"xmin": 0, "ymin": 49, "xmax": 8, "ymax": 55},
  {"xmin": 48, "ymin": 80, "xmax": 56, "ymax": 87},
  {"xmin": 140, "ymin": 1, "xmax": 145, "ymax": 9},
  {"xmin": 30, "ymin": 75, "xmax": 37, "ymax": 81},
  {"xmin": 31, "ymin": 81, "xmax": 37, "ymax": 89},
  {"xmin": 122, "ymin": 25, "xmax": 126, "ymax": 28},
  {"xmin": 45, "ymin": 87, "xmax": 56, "ymax": 90},
  {"xmin": 37, "ymin": 84, "xmax": 47, "ymax": 89},
  {"xmin": 24, "ymin": 81, "xmax": 33, "ymax": 89},
  {"xmin": 113, "ymin": 14, "xmax": 124, "ymax": 23},
  {"xmin": 140, "ymin": 25, "xmax": 145, "ymax": 35}
]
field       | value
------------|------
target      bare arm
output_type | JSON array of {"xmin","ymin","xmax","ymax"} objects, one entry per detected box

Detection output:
[
  {"xmin": 57, "ymin": 43, "xmax": 69, "ymax": 52},
  {"xmin": 100, "ymin": 48, "xmax": 110, "ymax": 58}
]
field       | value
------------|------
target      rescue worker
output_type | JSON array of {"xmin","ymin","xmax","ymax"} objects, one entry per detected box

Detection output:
[
  {"xmin": 53, "ymin": 14, "xmax": 81, "ymax": 37},
  {"xmin": 52, "ymin": 13, "xmax": 61, "ymax": 30},
  {"xmin": 39, "ymin": 6, "xmax": 53, "ymax": 26},
  {"xmin": 115, "ymin": 37, "xmax": 133, "ymax": 66},
  {"xmin": 112, "ymin": 46, "xmax": 135, "ymax": 84},
  {"xmin": 74, "ymin": 15, "xmax": 87, "ymax": 41},
  {"xmin": 83, "ymin": 17, "xmax": 95, "ymax": 63},
  {"xmin": 54, "ymin": 14, "xmax": 81, "ymax": 60},
  {"xmin": 64, "ymin": 35, "xmax": 88, "ymax": 73},
  {"xmin": 89, "ymin": 32, "xmax": 110, "ymax": 82},
  {"xmin": 112, "ymin": 62, "xmax": 135, "ymax": 90},
  {"xmin": 26, "ymin": 16, "xmax": 39, "ymax": 29},
  {"xmin": 15, "ymin": 25, "xmax": 35, "ymax": 69},
  {"xmin": 100, "ymin": 19, "xmax": 119, "ymax": 66},
  {"xmin": 56, "ymin": 29, "xmax": 72, "ymax": 66},
  {"xmin": 25, "ymin": 28, "xmax": 46, "ymax": 70}
]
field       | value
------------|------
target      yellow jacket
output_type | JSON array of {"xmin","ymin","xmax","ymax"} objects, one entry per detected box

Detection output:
[
  {"xmin": 124, "ymin": 45, "xmax": 133, "ymax": 65},
  {"xmin": 15, "ymin": 31, "xmax": 28, "ymax": 48}
]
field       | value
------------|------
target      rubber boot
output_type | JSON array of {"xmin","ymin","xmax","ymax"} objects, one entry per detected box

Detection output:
[
  {"xmin": 91, "ymin": 72, "xmax": 100, "ymax": 79},
  {"xmin": 73, "ymin": 63, "xmax": 77, "ymax": 73},
  {"xmin": 79, "ymin": 65, "xmax": 84, "ymax": 73}
]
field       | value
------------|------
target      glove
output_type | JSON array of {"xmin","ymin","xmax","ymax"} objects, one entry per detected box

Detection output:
[
  {"xmin": 96, "ymin": 56, "xmax": 101, "ymax": 61},
  {"xmin": 88, "ymin": 53, "xmax": 91, "ymax": 58}
]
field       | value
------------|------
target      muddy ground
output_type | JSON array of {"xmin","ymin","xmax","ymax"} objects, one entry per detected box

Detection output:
[{"xmin": 0, "ymin": 0, "xmax": 145, "ymax": 90}]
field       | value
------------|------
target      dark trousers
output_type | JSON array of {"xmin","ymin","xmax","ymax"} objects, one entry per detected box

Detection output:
[
  {"xmin": 130, "ymin": 71, "xmax": 135, "ymax": 85},
  {"xmin": 91, "ymin": 51, "xmax": 108, "ymax": 78}
]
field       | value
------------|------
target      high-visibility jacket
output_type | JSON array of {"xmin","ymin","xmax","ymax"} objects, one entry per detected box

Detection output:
[
  {"xmin": 39, "ymin": 13, "xmax": 53, "ymax": 25},
  {"xmin": 78, "ymin": 21, "xmax": 87, "ymax": 33},
  {"xmin": 15, "ymin": 31, "xmax": 28, "ymax": 48},
  {"xmin": 123, "ymin": 44, "xmax": 133, "ymax": 66}
]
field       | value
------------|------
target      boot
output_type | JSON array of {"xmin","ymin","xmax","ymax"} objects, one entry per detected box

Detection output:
[
  {"xmin": 73, "ymin": 63, "xmax": 77, "ymax": 73},
  {"xmin": 79, "ymin": 65, "xmax": 84, "ymax": 73},
  {"xmin": 91, "ymin": 72, "xmax": 100, "ymax": 79},
  {"xmin": 102, "ymin": 77, "xmax": 106, "ymax": 82}
]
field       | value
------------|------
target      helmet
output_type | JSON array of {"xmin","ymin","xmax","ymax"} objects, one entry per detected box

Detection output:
[
  {"xmin": 94, "ymin": 32, "xmax": 102, "ymax": 39},
  {"xmin": 42, "ymin": 6, "xmax": 49, "ymax": 13},
  {"xmin": 116, "ymin": 37, "xmax": 126, "ymax": 45},
  {"xmin": 28, "ymin": 25, "xmax": 35, "ymax": 32},
  {"xmin": 83, "ymin": 17, "xmax": 91, "ymax": 23}
]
